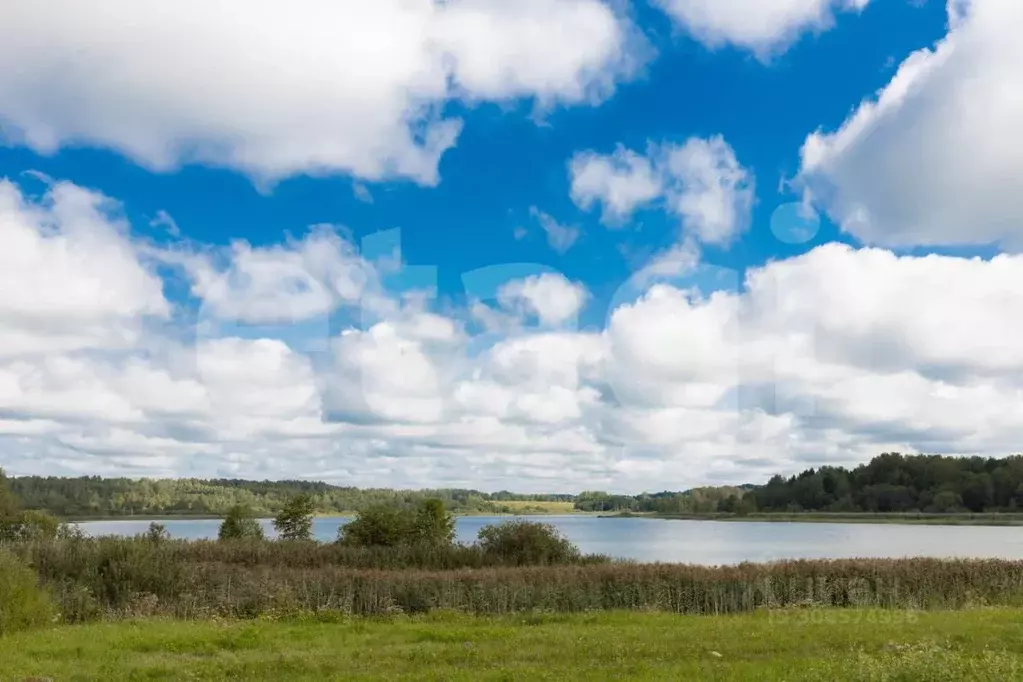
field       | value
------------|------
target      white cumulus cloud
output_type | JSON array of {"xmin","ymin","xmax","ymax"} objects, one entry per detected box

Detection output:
[
  {"xmin": 0, "ymin": 179, "xmax": 169, "ymax": 358},
  {"xmin": 797, "ymin": 0, "xmax": 1023, "ymax": 248},
  {"xmin": 0, "ymin": 0, "xmax": 645, "ymax": 185},
  {"xmin": 569, "ymin": 136, "xmax": 755, "ymax": 246},
  {"xmin": 497, "ymin": 274, "xmax": 589, "ymax": 327},
  {"xmin": 6, "ymin": 178, "xmax": 1023, "ymax": 492},
  {"xmin": 654, "ymin": 0, "xmax": 871, "ymax": 57},
  {"xmin": 569, "ymin": 146, "xmax": 663, "ymax": 224}
]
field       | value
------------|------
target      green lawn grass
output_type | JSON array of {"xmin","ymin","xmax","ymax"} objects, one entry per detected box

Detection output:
[{"xmin": 2, "ymin": 609, "xmax": 1022, "ymax": 681}]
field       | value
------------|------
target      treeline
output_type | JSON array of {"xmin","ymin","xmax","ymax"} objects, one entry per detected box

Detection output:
[
  {"xmin": 10, "ymin": 452, "xmax": 1023, "ymax": 520},
  {"xmin": 573, "ymin": 486, "xmax": 755, "ymax": 514},
  {"xmin": 8, "ymin": 471, "xmax": 746, "ymax": 520},
  {"xmin": 574, "ymin": 453, "xmax": 1023, "ymax": 515},
  {"xmin": 749, "ymin": 453, "xmax": 1023, "ymax": 514},
  {"xmin": 4, "ymin": 474, "xmax": 574, "ymax": 518},
  {"xmin": 6, "ymin": 470, "xmax": 728, "ymax": 519}
]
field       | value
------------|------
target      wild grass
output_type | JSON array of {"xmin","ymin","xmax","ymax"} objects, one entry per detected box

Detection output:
[
  {"xmin": 22, "ymin": 535, "xmax": 610, "ymax": 571},
  {"xmin": 10, "ymin": 537, "xmax": 1023, "ymax": 623},
  {"xmin": 2, "ymin": 609, "xmax": 1023, "ymax": 680},
  {"xmin": 0, "ymin": 550, "xmax": 54, "ymax": 635}
]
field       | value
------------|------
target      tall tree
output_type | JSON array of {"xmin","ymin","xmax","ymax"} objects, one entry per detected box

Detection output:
[
  {"xmin": 412, "ymin": 498, "xmax": 456, "ymax": 546},
  {"xmin": 0, "ymin": 468, "xmax": 23, "ymax": 542},
  {"xmin": 273, "ymin": 493, "xmax": 315, "ymax": 541},
  {"xmin": 0, "ymin": 468, "xmax": 20, "ymax": 517}
]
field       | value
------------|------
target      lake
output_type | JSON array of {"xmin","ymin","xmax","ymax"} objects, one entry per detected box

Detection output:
[{"xmin": 74, "ymin": 515, "xmax": 1023, "ymax": 565}]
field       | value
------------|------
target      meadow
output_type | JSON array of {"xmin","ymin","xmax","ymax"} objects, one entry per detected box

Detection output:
[
  {"xmin": 5, "ymin": 482, "xmax": 1023, "ymax": 679},
  {"xmin": 481, "ymin": 500, "xmax": 577, "ymax": 514},
  {"xmin": 2, "ymin": 609, "xmax": 1022, "ymax": 680}
]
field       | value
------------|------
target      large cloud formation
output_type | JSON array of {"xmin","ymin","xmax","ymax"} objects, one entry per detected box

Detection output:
[
  {"xmin": 798, "ymin": 0, "xmax": 1023, "ymax": 248},
  {"xmin": 2, "ymin": 178, "xmax": 1023, "ymax": 492},
  {"xmin": 0, "ymin": 0, "xmax": 645, "ymax": 185}
]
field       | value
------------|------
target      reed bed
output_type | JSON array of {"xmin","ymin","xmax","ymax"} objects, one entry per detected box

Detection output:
[
  {"xmin": 22, "ymin": 536, "xmax": 609, "ymax": 571},
  {"xmin": 11, "ymin": 537, "xmax": 1023, "ymax": 623}
]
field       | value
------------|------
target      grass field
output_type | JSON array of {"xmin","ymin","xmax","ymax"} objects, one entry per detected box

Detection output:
[
  {"xmin": 493, "ymin": 500, "xmax": 577, "ymax": 514},
  {"xmin": 2, "ymin": 609, "xmax": 1022, "ymax": 680}
]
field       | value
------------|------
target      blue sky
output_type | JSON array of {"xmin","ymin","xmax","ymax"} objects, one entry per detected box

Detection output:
[
  {"xmin": 0, "ymin": 1, "xmax": 948, "ymax": 325},
  {"xmin": 0, "ymin": 0, "xmax": 1020, "ymax": 492}
]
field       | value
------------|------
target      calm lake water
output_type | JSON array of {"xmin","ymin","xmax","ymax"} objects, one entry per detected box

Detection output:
[{"xmin": 74, "ymin": 515, "xmax": 1023, "ymax": 565}]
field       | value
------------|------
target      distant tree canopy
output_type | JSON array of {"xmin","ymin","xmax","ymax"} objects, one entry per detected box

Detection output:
[
  {"xmin": 5, "ymin": 453, "xmax": 1023, "ymax": 520},
  {"xmin": 0, "ymin": 474, "xmax": 575, "ymax": 519},
  {"xmin": 0, "ymin": 469, "xmax": 20, "ymax": 522},
  {"xmin": 746, "ymin": 453, "xmax": 1023, "ymax": 514},
  {"xmin": 0, "ymin": 468, "xmax": 62, "ymax": 542},
  {"xmin": 573, "ymin": 487, "xmax": 753, "ymax": 514},
  {"xmin": 575, "ymin": 454, "xmax": 1023, "ymax": 515}
]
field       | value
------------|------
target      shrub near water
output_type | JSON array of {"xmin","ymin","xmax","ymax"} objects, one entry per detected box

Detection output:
[
  {"xmin": 273, "ymin": 494, "xmax": 316, "ymax": 541},
  {"xmin": 477, "ymin": 520, "xmax": 581, "ymax": 565},
  {"xmin": 218, "ymin": 505, "xmax": 265, "ymax": 541},
  {"xmin": 338, "ymin": 505, "xmax": 418, "ymax": 547},
  {"xmin": 0, "ymin": 550, "xmax": 54, "ymax": 635},
  {"xmin": 338, "ymin": 499, "xmax": 456, "ymax": 548}
]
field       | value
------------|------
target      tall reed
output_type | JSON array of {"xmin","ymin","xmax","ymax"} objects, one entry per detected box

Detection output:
[{"xmin": 11, "ymin": 538, "xmax": 1023, "ymax": 622}]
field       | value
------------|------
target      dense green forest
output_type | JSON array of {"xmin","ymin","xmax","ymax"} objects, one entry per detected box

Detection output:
[
  {"xmin": 572, "ymin": 486, "xmax": 754, "ymax": 514},
  {"xmin": 7, "ymin": 452, "xmax": 1023, "ymax": 519},
  {"xmin": 575, "ymin": 453, "xmax": 1023, "ymax": 515},
  {"xmin": 747, "ymin": 453, "xmax": 1023, "ymax": 514}
]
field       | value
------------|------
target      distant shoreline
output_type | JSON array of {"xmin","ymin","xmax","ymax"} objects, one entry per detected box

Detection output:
[
  {"xmin": 64, "ymin": 510, "xmax": 1023, "ymax": 526},
  {"xmin": 65, "ymin": 510, "xmax": 593, "ymax": 523},
  {"xmin": 598, "ymin": 511, "xmax": 1023, "ymax": 526}
]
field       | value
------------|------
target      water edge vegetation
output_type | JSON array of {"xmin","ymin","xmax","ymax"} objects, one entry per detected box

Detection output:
[{"xmin": 4, "ymin": 468, "xmax": 1023, "ymax": 678}]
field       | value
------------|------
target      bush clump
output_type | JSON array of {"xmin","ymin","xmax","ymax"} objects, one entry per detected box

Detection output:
[
  {"xmin": 0, "ymin": 550, "xmax": 54, "ymax": 635},
  {"xmin": 218, "ymin": 505, "xmax": 265, "ymax": 541},
  {"xmin": 338, "ymin": 499, "xmax": 455, "ymax": 548},
  {"xmin": 141, "ymin": 522, "xmax": 170, "ymax": 543},
  {"xmin": 477, "ymin": 520, "xmax": 581, "ymax": 565}
]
